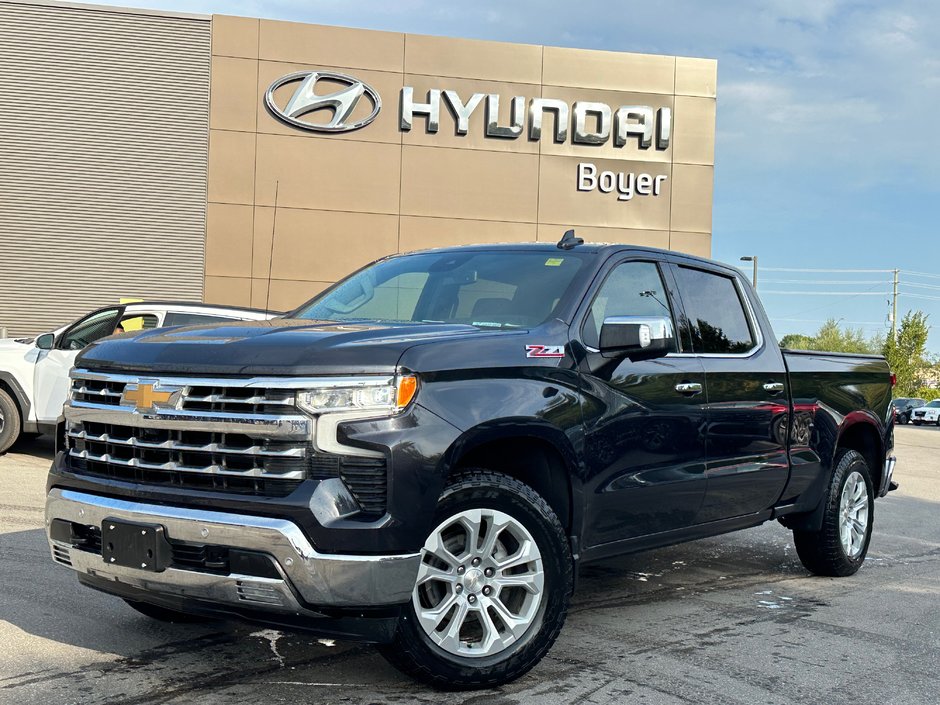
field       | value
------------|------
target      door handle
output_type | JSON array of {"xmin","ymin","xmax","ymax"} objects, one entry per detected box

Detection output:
[
  {"xmin": 675, "ymin": 382, "xmax": 703, "ymax": 396},
  {"xmin": 763, "ymin": 382, "xmax": 785, "ymax": 394}
]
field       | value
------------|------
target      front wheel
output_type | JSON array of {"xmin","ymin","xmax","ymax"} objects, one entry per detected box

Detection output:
[
  {"xmin": 792, "ymin": 449, "xmax": 874, "ymax": 577},
  {"xmin": 0, "ymin": 388, "xmax": 22, "ymax": 454},
  {"xmin": 378, "ymin": 470, "xmax": 572, "ymax": 690}
]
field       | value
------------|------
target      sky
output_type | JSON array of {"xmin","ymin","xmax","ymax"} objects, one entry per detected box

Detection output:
[{"xmin": 81, "ymin": 0, "xmax": 940, "ymax": 351}]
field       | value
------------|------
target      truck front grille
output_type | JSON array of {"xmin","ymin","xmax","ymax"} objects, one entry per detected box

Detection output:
[
  {"xmin": 70, "ymin": 378, "xmax": 297, "ymax": 415},
  {"xmin": 64, "ymin": 369, "xmax": 389, "ymax": 512},
  {"xmin": 66, "ymin": 422, "xmax": 308, "ymax": 497}
]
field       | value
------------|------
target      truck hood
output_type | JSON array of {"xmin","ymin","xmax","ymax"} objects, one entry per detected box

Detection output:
[{"xmin": 75, "ymin": 318, "xmax": 503, "ymax": 376}]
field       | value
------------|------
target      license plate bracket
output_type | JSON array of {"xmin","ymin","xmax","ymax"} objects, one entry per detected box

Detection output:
[{"xmin": 101, "ymin": 518, "xmax": 171, "ymax": 572}]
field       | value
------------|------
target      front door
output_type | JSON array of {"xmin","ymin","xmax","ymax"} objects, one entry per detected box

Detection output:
[
  {"xmin": 33, "ymin": 307, "xmax": 123, "ymax": 422},
  {"xmin": 577, "ymin": 259, "xmax": 708, "ymax": 548}
]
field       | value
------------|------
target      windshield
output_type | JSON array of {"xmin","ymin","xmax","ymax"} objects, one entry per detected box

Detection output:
[
  {"xmin": 927, "ymin": 401, "xmax": 940, "ymax": 408},
  {"xmin": 293, "ymin": 251, "xmax": 588, "ymax": 328}
]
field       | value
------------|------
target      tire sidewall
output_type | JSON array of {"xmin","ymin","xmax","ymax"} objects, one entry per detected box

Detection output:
[
  {"xmin": 828, "ymin": 452, "xmax": 874, "ymax": 571},
  {"xmin": 0, "ymin": 389, "xmax": 21, "ymax": 454},
  {"xmin": 395, "ymin": 472, "xmax": 571, "ymax": 683}
]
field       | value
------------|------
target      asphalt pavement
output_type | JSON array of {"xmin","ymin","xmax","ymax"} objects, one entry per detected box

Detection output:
[{"xmin": 2, "ymin": 426, "xmax": 939, "ymax": 705}]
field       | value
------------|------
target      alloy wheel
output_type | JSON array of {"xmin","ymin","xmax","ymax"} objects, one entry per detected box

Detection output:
[
  {"xmin": 839, "ymin": 471, "xmax": 869, "ymax": 558},
  {"xmin": 413, "ymin": 508, "xmax": 544, "ymax": 658}
]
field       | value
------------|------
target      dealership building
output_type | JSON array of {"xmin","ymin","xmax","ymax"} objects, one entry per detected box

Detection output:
[{"xmin": 0, "ymin": 0, "xmax": 717, "ymax": 336}]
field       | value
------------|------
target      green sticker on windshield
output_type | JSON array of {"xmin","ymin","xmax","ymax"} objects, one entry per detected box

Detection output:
[{"xmin": 544, "ymin": 258, "xmax": 564, "ymax": 267}]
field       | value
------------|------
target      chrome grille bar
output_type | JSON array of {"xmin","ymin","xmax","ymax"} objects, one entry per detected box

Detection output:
[{"xmin": 66, "ymin": 428, "xmax": 305, "ymax": 457}]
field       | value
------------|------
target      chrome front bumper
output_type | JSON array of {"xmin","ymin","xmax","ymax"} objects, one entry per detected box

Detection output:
[{"xmin": 46, "ymin": 489, "xmax": 420, "ymax": 612}]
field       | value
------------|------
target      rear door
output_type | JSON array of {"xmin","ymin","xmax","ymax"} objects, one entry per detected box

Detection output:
[
  {"xmin": 33, "ymin": 306, "xmax": 123, "ymax": 422},
  {"xmin": 668, "ymin": 262, "xmax": 790, "ymax": 522},
  {"xmin": 576, "ymin": 256, "xmax": 708, "ymax": 548}
]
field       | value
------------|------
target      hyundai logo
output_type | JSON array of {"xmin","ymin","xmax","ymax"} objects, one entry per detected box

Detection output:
[{"xmin": 264, "ymin": 71, "xmax": 382, "ymax": 133}]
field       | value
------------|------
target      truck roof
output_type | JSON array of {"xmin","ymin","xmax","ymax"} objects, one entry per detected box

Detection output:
[{"xmin": 401, "ymin": 241, "xmax": 719, "ymax": 268}]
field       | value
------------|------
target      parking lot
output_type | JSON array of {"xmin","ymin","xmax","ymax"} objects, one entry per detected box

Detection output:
[{"xmin": 1, "ymin": 426, "xmax": 938, "ymax": 705}]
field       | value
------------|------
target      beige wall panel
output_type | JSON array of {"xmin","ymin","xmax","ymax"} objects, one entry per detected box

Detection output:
[
  {"xmin": 670, "ymin": 164, "xmax": 714, "ymax": 234},
  {"xmin": 254, "ymin": 134, "xmax": 401, "ymax": 214},
  {"xmin": 675, "ymin": 57, "xmax": 717, "ymax": 98},
  {"xmin": 670, "ymin": 231, "xmax": 712, "ymax": 257},
  {"xmin": 205, "ymin": 276, "xmax": 252, "ymax": 306},
  {"xmin": 256, "ymin": 61, "xmax": 403, "ymax": 143},
  {"xmin": 400, "ymin": 146, "xmax": 539, "ymax": 222},
  {"xmin": 206, "ymin": 203, "xmax": 253, "ymax": 277},
  {"xmin": 210, "ymin": 56, "xmax": 258, "ymax": 133},
  {"xmin": 538, "ymin": 156, "xmax": 671, "ymax": 230},
  {"xmin": 537, "ymin": 224, "xmax": 669, "ymax": 249},
  {"xmin": 401, "ymin": 74, "xmax": 539, "ymax": 153},
  {"xmin": 258, "ymin": 20, "xmax": 404, "ymax": 71},
  {"xmin": 251, "ymin": 207, "xmax": 398, "ymax": 280},
  {"xmin": 535, "ymin": 86, "xmax": 674, "ymax": 163},
  {"xmin": 542, "ymin": 46, "xmax": 675, "ymax": 95},
  {"xmin": 250, "ymin": 278, "xmax": 331, "ymax": 311},
  {"xmin": 400, "ymin": 216, "xmax": 536, "ymax": 252},
  {"xmin": 207, "ymin": 129, "xmax": 256, "ymax": 204},
  {"xmin": 672, "ymin": 96, "xmax": 716, "ymax": 166},
  {"xmin": 404, "ymin": 34, "xmax": 542, "ymax": 84},
  {"xmin": 212, "ymin": 15, "xmax": 259, "ymax": 59}
]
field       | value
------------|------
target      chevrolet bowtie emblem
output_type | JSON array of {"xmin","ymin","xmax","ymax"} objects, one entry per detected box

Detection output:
[{"xmin": 122, "ymin": 382, "xmax": 178, "ymax": 412}]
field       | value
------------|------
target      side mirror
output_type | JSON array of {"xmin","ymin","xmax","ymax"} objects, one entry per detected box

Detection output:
[
  {"xmin": 36, "ymin": 333, "xmax": 55, "ymax": 350},
  {"xmin": 599, "ymin": 316, "xmax": 675, "ymax": 361}
]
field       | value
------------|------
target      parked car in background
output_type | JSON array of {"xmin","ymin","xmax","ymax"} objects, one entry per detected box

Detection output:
[
  {"xmin": 0, "ymin": 302, "xmax": 276, "ymax": 452},
  {"xmin": 892, "ymin": 397, "xmax": 927, "ymax": 425},
  {"xmin": 911, "ymin": 400, "xmax": 940, "ymax": 426}
]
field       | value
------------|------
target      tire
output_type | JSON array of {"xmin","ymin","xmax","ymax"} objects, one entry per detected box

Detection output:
[
  {"xmin": 0, "ymin": 388, "xmax": 22, "ymax": 454},
  {"xmin": 793, "ymin": 449, "xmax": 874, "ymax": 577},
  {"xmin": 123, "ymin": 599, "xmax": 215, "ymax": 624},
  {"xmin": 378, "ymin": 470, "xmax": 572, "ymax": 690}
]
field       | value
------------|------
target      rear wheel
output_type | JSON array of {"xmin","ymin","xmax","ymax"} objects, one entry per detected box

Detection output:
[
  {"xmin": 793, "ymin": 449, "xmax": 873, "ymax": 577},
  {"xmin": 0, "ymin": 389, "xmax": 21, "ymax": 454},
  {"xmin": 378, "ymin": 470, "xmax": 572, "ymax": 690},
  {"xmin": 123, "ymin": 599, "xmax": 215, "ymax": 623}
]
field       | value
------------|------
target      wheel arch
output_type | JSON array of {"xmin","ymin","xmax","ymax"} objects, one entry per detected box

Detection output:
[
  {"xmin": 836, "ymin": 412, "xmax": 884, "ymax": 493},
  {"xmin": 440, "ymin": 419, "xmax": 581, "ymax": 539},
  {"xmin": 0, "ymin": 372, "xmax": 30, "ymax": 429}
]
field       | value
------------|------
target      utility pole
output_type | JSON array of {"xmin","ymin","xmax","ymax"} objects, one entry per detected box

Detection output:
[
  {"xmin": 740, "ymin": 256, "xmax": 758, "ymax": 289},
  {"xmin": 891, "ymin": 268, "xmax": 899, "ymax": 339}
]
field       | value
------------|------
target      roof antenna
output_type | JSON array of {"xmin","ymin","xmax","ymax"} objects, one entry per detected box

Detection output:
[
  {"xmin": 557, "ymin": 228, "xmax": 583, "ymax": 250},
  {"xmin": 265, "ymin": 181, "xmax": 279, "ymax": 317}
]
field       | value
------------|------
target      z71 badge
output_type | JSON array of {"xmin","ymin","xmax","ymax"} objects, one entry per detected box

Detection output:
[{"xmin": 526, "ymin": 344, "xmax": 565, "ymax": 358}]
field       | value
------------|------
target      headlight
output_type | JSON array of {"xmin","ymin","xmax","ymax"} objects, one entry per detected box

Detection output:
[{"xmin": 296, "ymin": 375, "xmax": 418, "ymax": 415}]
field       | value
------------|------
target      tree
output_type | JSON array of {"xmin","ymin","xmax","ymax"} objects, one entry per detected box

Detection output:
[
  {"xmin": 778, "ymin": 319, "xmax": 880, "ymax": 354},
  {"xmin": 883, "ymin": 311, "xmax": 931, "ymax": 396}
]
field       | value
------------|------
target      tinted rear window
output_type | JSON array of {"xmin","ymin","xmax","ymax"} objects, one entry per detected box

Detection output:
[{"xmin": 674, "ymin": 266, "xmax": 756, "ymax": 354}]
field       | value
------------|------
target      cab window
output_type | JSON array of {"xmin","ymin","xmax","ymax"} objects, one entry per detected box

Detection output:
[
  {"xmin": 116, "ymin": 313, "xmax": 159, "ymax": 333},
  {"xmin": 582, "ymin": 261, "xmax": 675, "ymax": 349},
  {"xmin": 59, "ymin": 308, "xmax": 122, "ymax": 350},
  {"xmin": 673, "ymin": 266, "xmax": 756, "ymax": 354},
  {"xmin": 164, "ymin": 312, "xmax": 239, "ymax": 327}
]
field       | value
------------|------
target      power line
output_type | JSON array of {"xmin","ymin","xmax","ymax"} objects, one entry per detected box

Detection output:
[
  {"xmin": 760, "ymin": 291, "xmax": 890, "ymax": 296},
  {"xmin": 902, "ymin": 270, "xmax": 940, "ymax": 280},
  {"xmin": 761, "ymin": 267, "xmax": 894, "ymax": 273},
  {"xmin": 901, "ymin": 281, "xmax": 940, "ymax": 291},
  {"xmin": 770, "ymin": 317, "xmax": 885, "ymax": 325},
  {"xmin": 762, "ymin": 279, "xmax": 888, "ymax": 285}
]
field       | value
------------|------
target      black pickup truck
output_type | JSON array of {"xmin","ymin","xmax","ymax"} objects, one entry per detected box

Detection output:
[{"xmin": 46, "ymin": 236, "xmax": 896, "ymax": 689}]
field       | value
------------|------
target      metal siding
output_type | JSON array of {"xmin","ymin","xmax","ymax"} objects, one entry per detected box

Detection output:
[{"xmin": 0, "ymin": 0, "xmax": 210, "ymax": 337}]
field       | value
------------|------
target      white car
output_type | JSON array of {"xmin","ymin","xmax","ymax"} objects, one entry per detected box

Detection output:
[
  {"xmin": 0, "ymin": 302, "xmax": 276, "ymax": 452},
  {"xmin": 911, "ymin": 400, "xmax": 940, "ymax": 426}
]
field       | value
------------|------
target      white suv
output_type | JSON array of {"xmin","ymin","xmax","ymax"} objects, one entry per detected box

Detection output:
[{"xmin": 0, "ymin": 302, "xmax": 275, "ymax": 452}]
